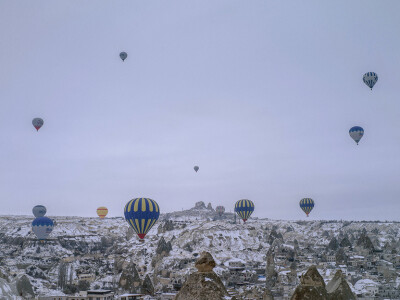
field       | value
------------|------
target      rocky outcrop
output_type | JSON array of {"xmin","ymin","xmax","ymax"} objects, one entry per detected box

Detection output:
[
  {"xmin": 119, "ymin": 263, "xmax": 141, "ymax": 293},
  {"xmin": 156, "ymin": 237, "xmax": 172, "ymax": 255},
  {"xmin": 265, "ymin": 250, "xmax": 278, "ymax": 289},
  {"xmin": 340, "ymin": 235, "xmax": 352, "ymax": 248},
  {"xmin": 175, "ymin": 252, "xmax": 229, "ymax": 300},
  {"xmin": 193, "ymin": 201, "xmax": 207, "ymax": 210},
  {"xmin": 16, "ymin": 275, "xmax": 35, "ymax": 298},
  {"xmin": 268, "ymin": 229, "xmax": 283, "ymax": 245},
  {"xmin": 194, "ymin": 252, "xmax": 216, "ymax": 272},
  {"xmin": 326, "ymin": 270, "xmax": 356, "ymax": 300},
  {"xmin": 0, "ymin": 278, "xmax": 18, "ymax": 298},
  {"xmin": 263, "ymin": 288, "xmax": 274, "ymax": 300},
  {"xmin": 290, "ymin": 266, "xmax": 329, "ymax": 300},
  {"xmin": 356, "ymin": 232, "xmax": 374, "ymax": 250},
  {"xmin": 206, "ymin": 203, "xmax": 214, "ymax": 211},
  {"xmin": 327, "ymin": 237, "xmax": 339, "ymax": 250},
  {"xmin": 141, "ymin": 274, "xmax": 154, "ymax": 296},
  {"xmin": 335, "ymin": 248, "xmax": 348, "ymax": 264},
  {"xmin": 26, "ymin": 265, "xmax": 46, "ymax": 279}
]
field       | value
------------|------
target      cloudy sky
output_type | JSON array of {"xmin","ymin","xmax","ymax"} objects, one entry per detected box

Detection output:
[{"xmin": 1, "ymin": 1, "xmax": 399, "ymax": 220}]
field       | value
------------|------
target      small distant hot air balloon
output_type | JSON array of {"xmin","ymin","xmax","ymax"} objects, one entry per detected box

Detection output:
[
  {"xmin": 97, "ymin": 207, "xmax": 108, "ymax": 219},
  {"xmin": 32, "ymin": 205, "xmax": 47, "ymax": 218},
  {"xmin": 32, "ymin": 217, "xmax": 54, "ymax": 240},
  {"xmin": 234, "ymin": 199, "xmax": 254, "ymax": 223},
  {"xmin": 363, "ymin": 72, "xmax": 378, "ymax": 90},
  {"xmin": 299, "ymin": 198, "xmax": 314, "ymax": 217},
  {"xmin": 120, "ymin": 52, "xmax": 127, "ymax": 61},
  {"xmin": 349, "ymin": 126, "xmax": 364, "ymax": 145},
  {"xmin": 194, "ymin": 166, "xmax": 199, "ymax": 172},
  {"xmin": 32, "ymin": 118, "xmax": 44, "ymax": 131},
  {"xmin": 216, "ymin": 206, "xmax": 225, "ymax": 217},
  {"xmin": 124, "ymin": 198, "xmax": 160, "ymax": 240}
]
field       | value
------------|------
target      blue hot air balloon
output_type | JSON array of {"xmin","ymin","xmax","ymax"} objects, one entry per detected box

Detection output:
[
  {"xmin": 32, "ymin": 205, "xmax": 47, "ymax": 218},
  {"xmin": 194, "ymin": 166, "xmax": 199, "ymax": 172},
  {"xmin": 349, "ymin": 126, "xmax": 364, "ymax": 145},
  {"xmin": 234, "ymin": 199, "xmax": 254, "ymax": 222},
  {"xmin": 32, "ymin": 217, "xmax": 54, "ymax": 240},
  {"xmin": 124, "ymin": 198, "xmax": 160, "ymax": 240},
  {"xmin": 299, "ymin": 198, "xmax": 314, "ymax": 217},
  {"xmin": 363, "ymin": 72, "xmax": 378, "ymax": 90}
]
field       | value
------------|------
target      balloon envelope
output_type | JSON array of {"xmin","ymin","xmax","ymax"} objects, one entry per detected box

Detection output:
[
  {"xmin": 32, "ymin": 217, "xmax": 54, "ymax": 240},
  {"xmin": 363, "ymin": 72, "xmax": 378, "ymax": 90},
  {"xmin": 97, "ymin": 207, "xmax": 108, "ymax": 219},
  {"xmin": 32, "ymin": 118, "xmax": 44, "ymax": 131},
  {"xmin": 216, "ymin": 206, "xmax": 225, "ymax": 217},
  {"xmin": 299, "ymin": 198, "xmax": 314, "ymax": 217},
  {"xmin": 194, "ymin": 166, "xmax": 199, "ymax": 172},
  {"xmin": 124, "ymin": 198, "xmax": 160, "ymax": 239},
  {"xmin": 349, "ymin": 126, "xmax": 364, "ymax": 145},
  {"xmin": 234, "ymin": 199, "xmax": 254, "ymax": 222},
  {"xmin": 120, "ymin": 52, "xmax": 127, "ymax": 61},
  {"xmin": 32, "ymin": 205, "xmax": 47, "ymax": 218}
]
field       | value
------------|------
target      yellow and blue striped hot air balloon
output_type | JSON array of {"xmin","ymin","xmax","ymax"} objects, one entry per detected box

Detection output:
[
  {"xmin": 299, "ymin": 198, "xmax": 314, "ymax": 217},
  {"xmin": 234, "ymin": 199, "xmax": 254, "ymax": 222},
  {"xmin": 124, "ymin": 198, "xmax": 160, "ymax": 240}
]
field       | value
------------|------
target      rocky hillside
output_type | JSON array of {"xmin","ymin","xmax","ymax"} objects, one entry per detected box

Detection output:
[{"xmin": 0, "ymin": 202, "xmax": 399, "ymax": 298}]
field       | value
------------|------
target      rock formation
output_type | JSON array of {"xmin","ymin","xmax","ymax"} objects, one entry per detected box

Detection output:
[
  {"xmin": 265, "ymin": 250, "xmax": 278, "ymax": 289},
  {"xmin": 327, "ymin": 237, "xmax": 339, "ymax": 251},
  {"xmin": 340, "ymin": 235, "xmax": 352, "ymax": 248},
  {"xmin": 156, "ymin": 236, "xmax": 172, "ymax": 256},
  {"xmin": 16, "ymin": 275, "xmax": 35, "ymax": 298},
  {"xmin": 356, "ymin": 232, "xmax": 374, "ymax": 250},
  {"xmin": 290, "ymin": 266, "xmax": 329, "ymax": 300},
  {"xmin": 141, "ymin": 274, "xmax": 155, "ymax": 296},
  {"xmin": 119, "ymin": 263, "xmax": 141, "ymax": 293},
  {"xmin": 326, "ymin": 270, "xmax": 356, "ymax": 300},
  {"xmin": 174, "ymin": 252, "xmax": 229, "ymax": 300},
  {"xmin": 194, "ymin": 252, "xmax": 216, "ymax": 272},
  {"xmin": 268, "ymin": 229, "xmax": 283, "ymax": 245},
  {"xmin": 206, "ymin": 203, "xmax": 214, "ymax": 210},
  {"xmin": 193, "ymin": 201, "xmax": 207, "ymax": 210},
  {"xmin": 263, "ymin": 288, "xmax": 274, "ymax": 300}
]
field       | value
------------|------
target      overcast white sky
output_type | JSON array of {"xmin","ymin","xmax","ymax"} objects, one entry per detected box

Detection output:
[{"xmin": 1, "ymin": 1, "xmax": 400, "ymax": 220}]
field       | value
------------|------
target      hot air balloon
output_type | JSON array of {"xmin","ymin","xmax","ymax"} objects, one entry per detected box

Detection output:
[
  {"xmin": 363, "ymin": 72, "xmax": 378, "ymax": 90},
  {"xmin": 234, "ymin": 199, "xmax": 254, "ymax": 222},
  {"xmin": 299, "ymin": 198, "xmax": 314, "ymax": 217},
  {"xmin": 124, "ymin": 198, "xmax": 160, "ymax": 240},
  {"xmin": 32, "ymin": 118, "xmax": 44, "ymax": 131},
  {"xmin": 194, "ymin": 166, "xmax": 199, "ymax": 172},
  {"xmin": 97, "ymin": 207, "xmax": 108, "ymax": 219},
  {"xmin": 32, "ymin": 205, "xmax": 46, "ymax": 218},
  {"xmin": 32, "ymin": 217, "xmax": 54, "ymax": 240},
  {"xmin": 216, "ymin": 206, "xmax": 225, "ymax": 217},
  {"xmin": 120, "ymin": 52, "xmax": 127, "ymax": 61},
  {"xmin": 349, "ymin": 126, "xmax": 364, "ymax": 145}
]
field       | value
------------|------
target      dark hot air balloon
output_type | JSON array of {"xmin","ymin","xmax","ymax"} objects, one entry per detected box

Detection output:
[
  {"xmin": 32, "ymin": 118, "xmax": 44, "ymax": 131},
  {"xmin": 120, "ymin": 52, "xmax": 127, "ymax": 61},
  {"xmin": 363, "ymin": 72, "xmax": 378, "ymax": 90},
  {"xmin": 32, "ymin": 205, "xmax": 46, "ymax": 218}
]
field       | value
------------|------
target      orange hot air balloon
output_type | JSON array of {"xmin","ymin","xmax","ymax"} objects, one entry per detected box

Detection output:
[{"xmin": 97, "ymin": 207, "xmax": 108, "ymax": 219}]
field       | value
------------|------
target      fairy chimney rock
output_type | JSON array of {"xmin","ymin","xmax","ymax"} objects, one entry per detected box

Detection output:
[{"xmin": 195, "ymin": 252, "xmax": 216, "ymax": 273}]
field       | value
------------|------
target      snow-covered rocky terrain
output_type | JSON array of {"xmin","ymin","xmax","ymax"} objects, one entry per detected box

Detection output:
[{"xmin": 0, "ymin": 201, "xmax": 399, "ymax": 299}]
